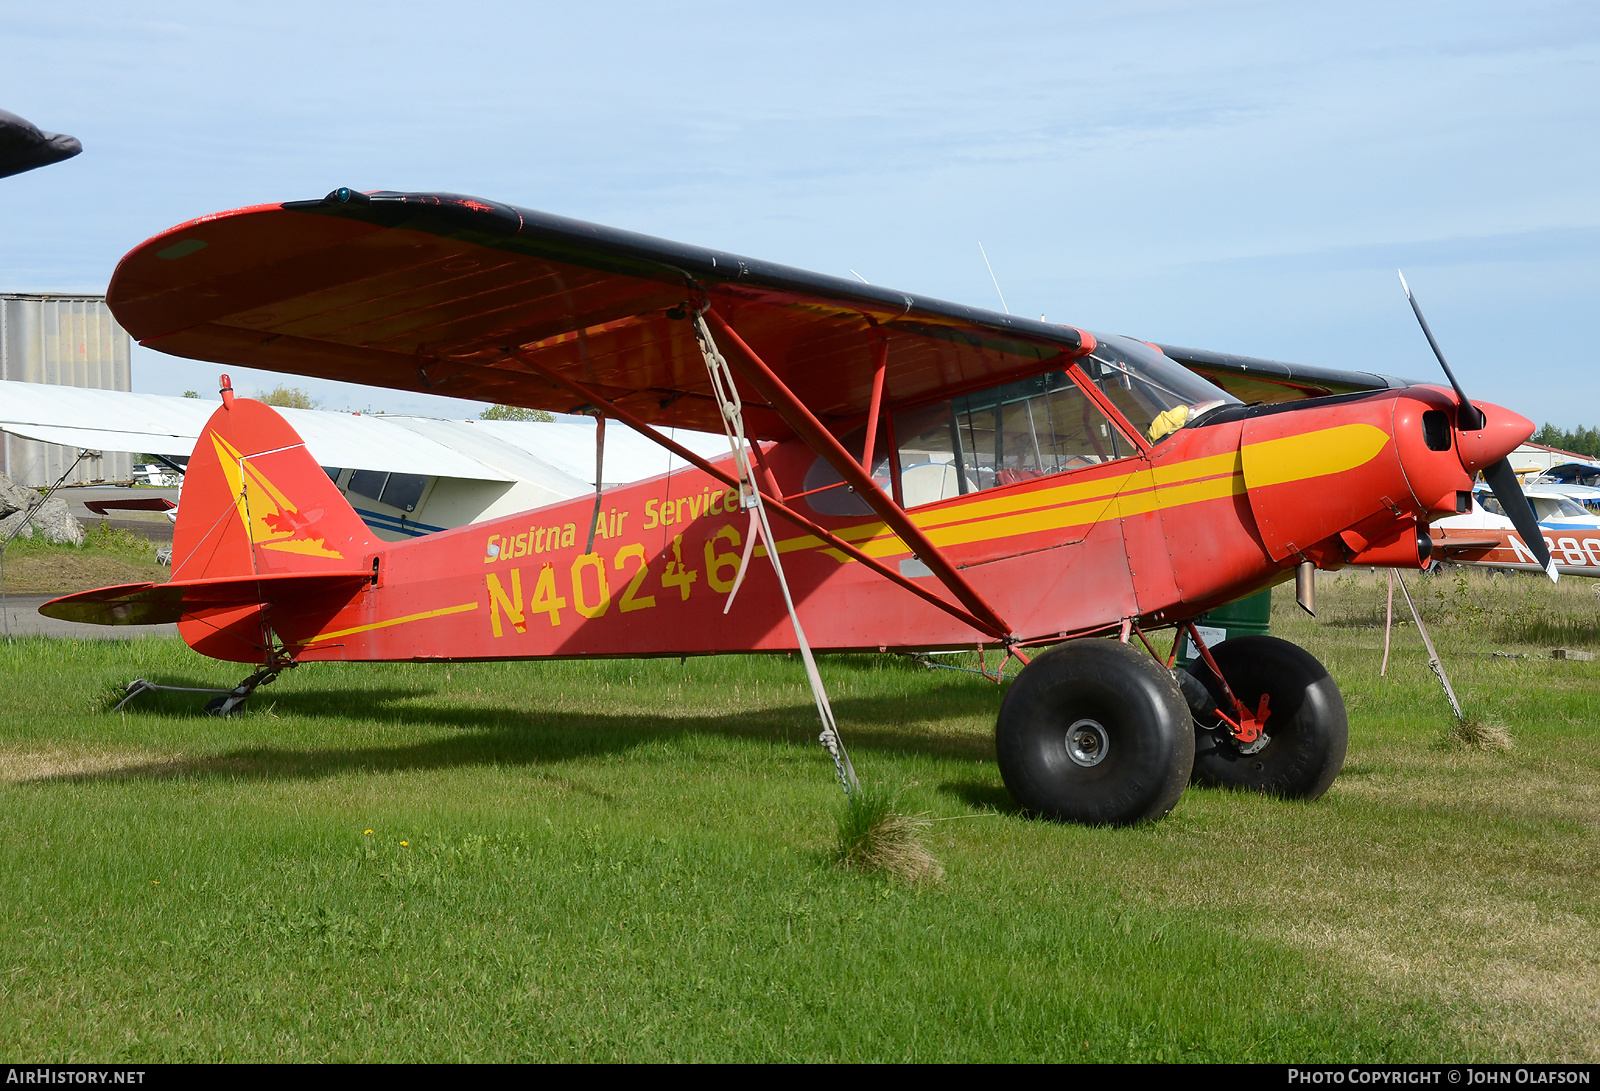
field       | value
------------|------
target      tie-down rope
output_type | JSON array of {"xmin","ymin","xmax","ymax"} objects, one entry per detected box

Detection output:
[{"xmin": 692, "ymin": 313, "xmax": 860, "ymax": 797}]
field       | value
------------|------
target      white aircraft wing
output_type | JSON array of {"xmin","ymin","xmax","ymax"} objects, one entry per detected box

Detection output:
[
  {"xmin": 470, "ymin": 417, "xmax": 733, "ymax": 486},
  {"xmin": 379, "ymin": 416, "xmax": 613, "ymax": 494},
  {"xmin": 272, "ymin": 406, "xmax": 515, "ymax": 482},
  {"xmin": 0, "ymin": 382, "xmax": 212, "ymax": 457},
  {"xmin": 0, "ymin": 383, "xmax": 744, "ymax": 542},
  {"xmin": 0, "ymin": 381, "xmax": 510, "ymax": 481}
]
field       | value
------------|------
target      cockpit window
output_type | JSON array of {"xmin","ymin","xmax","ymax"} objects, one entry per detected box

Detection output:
[
  {"xmin": 1532, "ymin": 496, "xmax": 1589, "ymax": 521},
  {"xmin": 1078, "ymin": 335, "xmax": 1239, "ymax": 442},
  {"xmin": 802, "ymin": 338, "xmax": 1240, "ymax": 514},
  {"xmin": 889, "ymin": 370, "xmax": 1133, "ymax": 506}
]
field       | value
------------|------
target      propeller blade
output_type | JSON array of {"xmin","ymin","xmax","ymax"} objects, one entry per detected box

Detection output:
[
  {"xmin": 1398, "ymin": 271, "xmax": 1485, "ymax": 430},
  {"xmin": 1483, "ymin": 457, "xmax": 1558, "ymax": 582}
]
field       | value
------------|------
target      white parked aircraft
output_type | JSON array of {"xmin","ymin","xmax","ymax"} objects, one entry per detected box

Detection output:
[
  {"xmin": 1432, "ymin": 483, "xmax": 1600, "ymax": 577},
  {"xmin": 1525, "ymin": 462, "xmax": 1600, "ymax": 513},
  {"xmin": 0, "ymin": 380, "xmax": 728, "ymax": 541}
]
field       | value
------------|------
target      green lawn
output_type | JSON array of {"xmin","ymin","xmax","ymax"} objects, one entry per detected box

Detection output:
[
  {"xmin": 0, "ymin": 523, "xmax": 167, "ymax": 595},
  {"xmin": 1, "ymin": 567, "xmax": 1596, "ymax": 1061}
]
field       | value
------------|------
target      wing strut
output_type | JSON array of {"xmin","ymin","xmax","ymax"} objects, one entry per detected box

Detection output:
[
  {"xmin": 703, "ymin": 310, "xmax": 1015, "ymax": 640},
  {"xmin": 692, "ymin": 313, "xmax": 859, "ymax": 797},
  {"xmin": 859, "ymin": 333, "xmax": 888, "ymax": 472},
  {"xmin": 501, "ymin": 350, "xmax": 1008, "ymax": 639}
]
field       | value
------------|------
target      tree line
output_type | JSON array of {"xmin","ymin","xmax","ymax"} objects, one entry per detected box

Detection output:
[{"xmin": 1531, "ymin": 424, "xmax": 1600, "ymax": 459}]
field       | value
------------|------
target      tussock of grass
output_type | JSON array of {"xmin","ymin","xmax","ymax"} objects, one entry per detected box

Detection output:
[
  {"xmin": 834, "ymin": 784, "xmax": 944, "ymax": 884},
  {"xmin": 1445, "ymin": 716, "xmax": 1515, "ymax": 752}
]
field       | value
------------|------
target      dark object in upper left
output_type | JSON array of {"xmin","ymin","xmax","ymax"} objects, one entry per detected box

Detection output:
[{"xmin": 0, "ymin": 110, "xmax": 82, "ymax": 179}]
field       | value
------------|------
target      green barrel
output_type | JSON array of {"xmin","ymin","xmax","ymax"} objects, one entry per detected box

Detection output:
[{"xmin": 1175, "ymin": 587, "xmax": 1273, "ymax": 668}]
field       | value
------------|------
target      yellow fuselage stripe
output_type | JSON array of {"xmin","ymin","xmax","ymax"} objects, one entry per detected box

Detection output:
[
  {"xmin": 306, "ymin": 601, "xmax": 479, "ymax": 643},
  {"xmin": 763, "ymin": 425, "xmax": 1385, "ymax": 563},
  {"xmin": 761, "ymin": 453, "xmax": 1249, "ymax": 561}
]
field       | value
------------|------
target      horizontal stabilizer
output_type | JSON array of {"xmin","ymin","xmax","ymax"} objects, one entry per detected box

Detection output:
[
  {"xmin": 40, "ymin": 571, "xmax": 371, "ymax": 626},
  {"xmin": 83, "ymin": 497, "xmax": 177, "ymax": 515}
]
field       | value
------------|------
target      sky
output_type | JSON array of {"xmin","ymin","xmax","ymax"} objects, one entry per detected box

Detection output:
[{"xmin": 3, "ymin": 0, "xmax": 1597, "ymax": 425}]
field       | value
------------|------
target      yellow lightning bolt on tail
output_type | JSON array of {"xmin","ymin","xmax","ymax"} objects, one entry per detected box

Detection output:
[{"xmin": 208, "ymin": 431, "xmax": 344, "ymax": 559}]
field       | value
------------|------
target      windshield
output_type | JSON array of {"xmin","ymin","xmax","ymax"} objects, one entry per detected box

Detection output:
[
  {"xmin": 1079, "ymin": 334, "xmax": 1240, "ymax": 442},
  {"xmin": 1532, "ymin": 496, "xmax": 1590, "ymax": 521}
]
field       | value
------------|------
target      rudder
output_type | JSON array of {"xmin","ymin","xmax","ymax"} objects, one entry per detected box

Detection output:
[{"xmin": 173, "ymin": 382, "xmax": 378, "ymax": 583}]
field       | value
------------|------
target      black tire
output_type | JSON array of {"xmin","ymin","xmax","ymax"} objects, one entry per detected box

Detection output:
[
  {"xmin": 1185, "ymin": 635, "xmax": 1347, "ymax": 799},
  {"xmin": 996, "ymin": 639, "xmax": 1194, "ymax": 825},
  {"xmin": 203, "ymin": 696, "xmax": 241, "ymax": 717}
]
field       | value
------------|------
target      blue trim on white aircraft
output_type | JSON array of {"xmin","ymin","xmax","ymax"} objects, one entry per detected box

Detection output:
[{"xmin": 352, "ymin": 506, "xmax": 447, "ymax": 537}]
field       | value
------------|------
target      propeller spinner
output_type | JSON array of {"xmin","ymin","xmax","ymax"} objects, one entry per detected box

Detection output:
[{"xmin": 1399, "ymin": 272, "xmax": 1557, "ymax": 582}]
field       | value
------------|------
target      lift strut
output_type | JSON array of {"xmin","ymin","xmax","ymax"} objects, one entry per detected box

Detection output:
[{"xmin": 500, "ymin": 345, "xmax": 1009, "ymax": 640}]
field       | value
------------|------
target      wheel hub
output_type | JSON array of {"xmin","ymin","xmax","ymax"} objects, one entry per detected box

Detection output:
[{"xmin": 1065, "ymin": 718, "xmax": 1110, "ymax": 767}]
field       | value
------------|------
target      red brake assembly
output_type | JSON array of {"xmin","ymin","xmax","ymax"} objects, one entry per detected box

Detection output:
[{"xmin": 1183, "ymin": 622, "xmax": 1271, "ymax": 747}]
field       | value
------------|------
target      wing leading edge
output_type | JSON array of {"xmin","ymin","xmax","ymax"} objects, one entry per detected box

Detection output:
[
  {"xmin": 1156, "ymin": 344, "xmax": 1408, "ymax": 405},
  {"xmin": 109, "ymin": 189, "xmax": 1409, "ymax": 433}
]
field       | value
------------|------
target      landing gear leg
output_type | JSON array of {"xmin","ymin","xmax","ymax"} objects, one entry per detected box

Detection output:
[
  {"xmin": 113, "ymin": 663, "xmax": 291, "ymax": 717},
  {"xmin": 1183, "ymin": 635, "xmax": 1347, "ymax": 799},
  {"xmin": 201, "ymin": 665, "xmax": 284, "ymax": 717},
  {"xmin": 996, "ymin": 639, "xmax": 1194, "ymax": 825}
]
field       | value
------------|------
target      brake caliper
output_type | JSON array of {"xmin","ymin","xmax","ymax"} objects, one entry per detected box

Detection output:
[
  {"xmin": 1185, "ymin": 623, "xmax": 1272, "ymax": 754},
  {"xmin": 1231, "ymin": 693, "xmax": 1271, "ymax": 750}
]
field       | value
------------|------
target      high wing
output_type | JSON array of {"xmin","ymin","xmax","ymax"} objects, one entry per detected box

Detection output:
[
  {"xmin": 1155, "ymin": 344, "xmax": 1408, "ymax": 405},
  {"xmin": 108, "ymin": 190, "xmax": 1096, "ymax": 437}
]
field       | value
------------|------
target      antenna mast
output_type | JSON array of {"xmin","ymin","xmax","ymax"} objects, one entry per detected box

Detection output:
[{"xmin": 978, "ymin": 242, "xmax": 1010, "ymax": 314}]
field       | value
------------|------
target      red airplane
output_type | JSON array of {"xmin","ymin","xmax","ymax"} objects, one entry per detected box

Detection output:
[{"xmin": 42, "ymin": 189, "xmax": 1553, "ymax": 825}]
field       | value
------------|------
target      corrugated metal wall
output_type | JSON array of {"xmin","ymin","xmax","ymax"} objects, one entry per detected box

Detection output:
[{"xmin": 0, "ymin": 294, "xmax": 134, "ymax": 487}]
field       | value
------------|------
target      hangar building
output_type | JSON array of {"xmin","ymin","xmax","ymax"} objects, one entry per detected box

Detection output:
[{"xmin": 0, "ymin": 293, "xmax": 133, "ymax": 487}]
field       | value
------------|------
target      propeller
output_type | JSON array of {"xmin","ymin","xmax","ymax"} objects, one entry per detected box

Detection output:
[{"xmin": 1399, "ymin": 271, "xmax": 1557, "ymax": 582}]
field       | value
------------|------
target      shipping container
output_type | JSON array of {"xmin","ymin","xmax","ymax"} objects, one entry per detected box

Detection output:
[{"xmin": 0, "ymin": 293, "xmax": 134, "ymax": 487}]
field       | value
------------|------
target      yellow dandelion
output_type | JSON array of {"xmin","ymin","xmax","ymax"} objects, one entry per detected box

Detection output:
[
  {"xmin": 152, "ymin": 880, "xmax": 159, "ymax": 885},
  {"xmin": 400, "ymin": 841, "xmax": 409, "ymax": 847},
  {"xmin": 364, "ymin": 829, "xmax": 373, "ymax": 835}
]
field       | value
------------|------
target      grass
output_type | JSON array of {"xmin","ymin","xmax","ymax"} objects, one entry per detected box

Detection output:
[
  {"xmin": 833, "ymin": 783, "xmax": 944, "ymax": 884},
  {"xmin": 0, "ymin": 523, "xmax": 167, "ymax": 595},
  {"xmin": 0, "ymin": 565, "xmax": 1597, "ymax": 1060},
  {"xmin": 1444, "ymin": 717, "xmax": 1515, "ymax": 752}
]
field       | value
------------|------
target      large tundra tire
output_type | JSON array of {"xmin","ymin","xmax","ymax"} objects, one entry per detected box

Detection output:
[
  {"xmin": 1185, "ymin": 635, "xmax": 1347, "ymax": 799},
  {"xmin": 996, "ymin": 639, "xmax": 1194, "ymax": 825}
]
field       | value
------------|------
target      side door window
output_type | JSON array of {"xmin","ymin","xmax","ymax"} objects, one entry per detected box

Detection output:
[{"xmin": 893, "ymin": 369, "xmax": 1135, "ymax": 507}]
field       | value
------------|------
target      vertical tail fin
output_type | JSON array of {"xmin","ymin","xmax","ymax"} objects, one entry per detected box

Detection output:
[{"xmin": 174, "ymin": 385, "xmax": 378, "ymax": 583}]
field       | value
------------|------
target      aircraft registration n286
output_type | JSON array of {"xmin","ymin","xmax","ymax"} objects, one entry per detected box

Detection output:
[{"xmin": 41, "ymin": 189, "xmax": 1555, "ymax": 824}]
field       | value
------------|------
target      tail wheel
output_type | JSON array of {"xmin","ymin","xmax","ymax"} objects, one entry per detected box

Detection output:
[
  {"xmin": 996, "ymin": 639, "xmax": 1194, "ymax": 825},
  {"xmin": 1185, "ymin": 635, "xmax": 1347, "ymax": 799}
]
